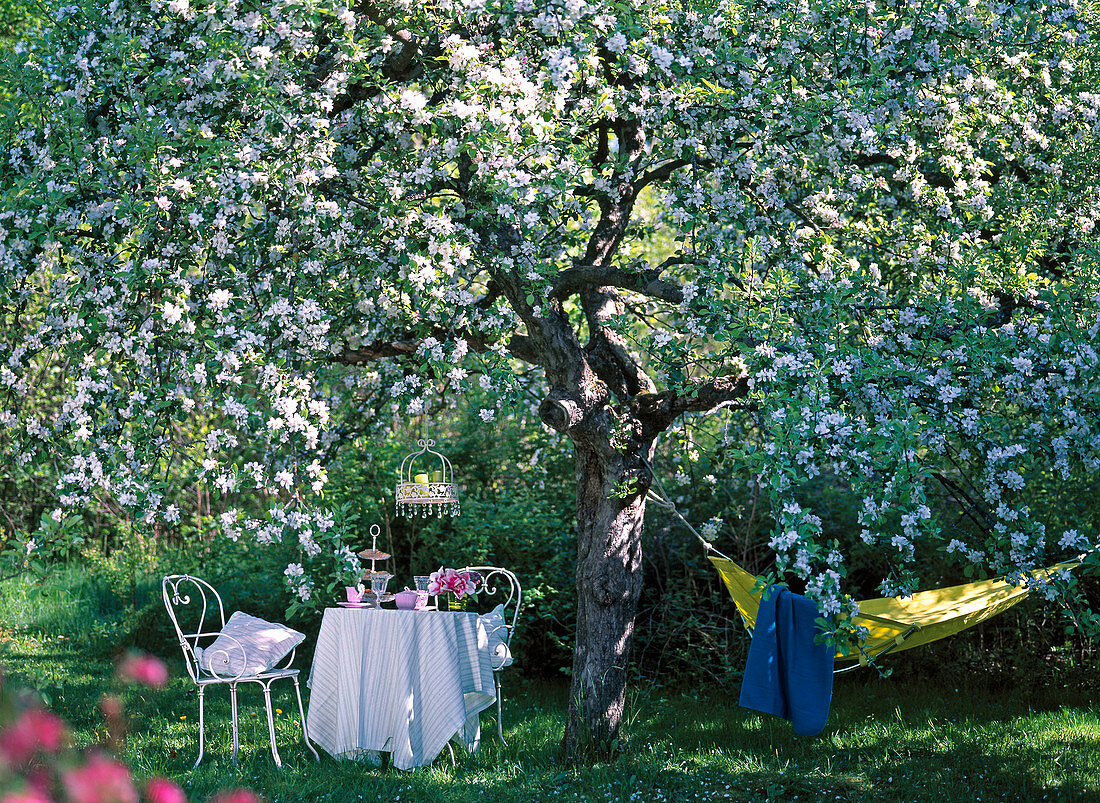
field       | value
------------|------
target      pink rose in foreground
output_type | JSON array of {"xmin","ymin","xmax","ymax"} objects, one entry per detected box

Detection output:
[
  {"xmin": 145, "ymin": 777, "xmax": 187, "ymax": 803},
  {"xmin": 207, "ymin": 790, "xmax": 263, "ymax": 803},
  {"xmin": 117, "ymin": 653, "xmax": 169, "ymax": 689},
  {"xmin": 0, "ymin": 706, "xmax": 67, "ymax": 765},
  {"xmin": 62, "ymin": 753, "xmax": 139, "ymax": 803}
]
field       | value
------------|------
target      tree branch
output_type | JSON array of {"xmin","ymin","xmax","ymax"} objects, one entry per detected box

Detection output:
[
  {"xmin": 538, "ymin": 392, "xmax": 585, "ymax": 433},
  {"xmin": 930, "ymin": 291, "xmax": 1049, "ymax": 341},
  {"xmin": 551, "ymin": 262, "xmax": 686, "ymax": 304},
  {"xmin": 474, "ymin": 279, "xmax": 503, "ymax": 310},
  {"xmin": 631, "ymin": 374, "xmax": 752, "ymax": 434},
  {"xmin": 633, "ymin": 157, "xmax": 711, "ymax": 195},
  {"xmin": 852, "ymin": 151, "xmax": 1031, "ymax": 191},
  {"xmin": 322, "ymin": 6, "xmax": 440, "ymax": 116},
  {"xmin": 579, "ymin": 119, "xmax": 647, "ymax": 266},
  {"xmin": 931, "ymin": 471, "xmax": 994, "ymax": 536},
  {"xmin": 581, "ymin": 287, "xmax": 657, "ymax": 402},
  {"xmin": 480, "ymin": 332, "xmax": 542, "ymax": 365},
  {"xmin": 592, "ymin": 121, "xmax": 610, "ymax": 169},
  {"xmin": 327, "ymin": 329, "xmax": 540, "ymax": 366},
  {"xmin": 327, "ymin": 339, "xmax": 420, "ymax": 363}
]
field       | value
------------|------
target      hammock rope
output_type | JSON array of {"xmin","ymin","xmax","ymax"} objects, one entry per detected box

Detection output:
[{"xmin": 643, "ymin": 457, "xmax": 731, "ymax": 561}]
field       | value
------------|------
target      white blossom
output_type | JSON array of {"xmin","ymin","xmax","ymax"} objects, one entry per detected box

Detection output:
[{"xmin": 208, "ymin": 289, "xmax": 232, "ymax": 310}]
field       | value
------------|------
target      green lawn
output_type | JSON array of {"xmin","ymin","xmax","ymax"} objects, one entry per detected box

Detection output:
[
  {"xmin": 3, "ymin": 620, "xmax": 1099, "ymax": 803},
  {"xmin": 2, "ymin": 570, "xmax": 1098, "ymax": 801}
]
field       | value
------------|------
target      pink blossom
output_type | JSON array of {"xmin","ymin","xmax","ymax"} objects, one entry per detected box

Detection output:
[
  {"xmin": 145, "ymin": 777, "xmax": 187, "ymax": 803},
  {"xmin": 207, "ymin": 790, "xmax": 263, "ymax": 803},
  {"xmin": 0, "ymin": 706, "xmax": 67, "ymax": 765},
  {"xmin": 117, "ymin": 653, "xmax": 169, "ymax": 688},
  {"xmin": 449, "ymin": 571, "xmax": 472, "ymax": 598},
  {"xmin": 426, "ymin": 567, "xmax": 446, "ymax": 595},
  {"xmin": 20, "ymin": 766, "xmax": 51, "ymax": 800},
  {"xmin": 62, "ymin": 753, "xmax": 138, "ymax": 803},
  {"xmin": 427, "ymin": 568, "xmax": 479, "ymax": 599}
]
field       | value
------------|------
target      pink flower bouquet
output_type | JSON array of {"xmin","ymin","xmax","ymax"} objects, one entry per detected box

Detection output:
[{"xmin": 427, "ymin": 568, "xmax": 481, "ymax": 600}]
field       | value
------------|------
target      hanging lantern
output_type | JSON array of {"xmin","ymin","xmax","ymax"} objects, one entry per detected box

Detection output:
[{"xmin": 395, "ymin": 438, "xmax": 460, "ymax": 518}]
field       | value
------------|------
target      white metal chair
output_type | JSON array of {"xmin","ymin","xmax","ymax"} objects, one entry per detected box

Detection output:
[
  {"xmin": 161, "ymin": 574, "xmax": 320, "ymax": 768},
  {"xmin": 463, "ymin": 566, "xmax": 521, "ymax": 746}
]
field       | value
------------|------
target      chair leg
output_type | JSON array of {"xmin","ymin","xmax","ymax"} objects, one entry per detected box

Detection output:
[
  {"xmin": 193, "ymin": 687, "xmax": 206, "ymax": 769},
  {"xmin": 261, "ymin": 681, "xmax": 283, "ymax": 768},
  {"xmin": 230, "ymin": 683, "xmax": 240, "ymax": 766},
  {"xmin": 495, "ymin": 675, "xmax": 507, "ymax": 746},
  {"xmin": 292, "ymin": 676, "xmax": 320, "ymax": 762}
]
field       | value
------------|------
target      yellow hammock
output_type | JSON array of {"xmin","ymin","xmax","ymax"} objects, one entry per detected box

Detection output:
[{"xmin": 710, "ymin": 555, "xmax": 1079, "ymax": 668}]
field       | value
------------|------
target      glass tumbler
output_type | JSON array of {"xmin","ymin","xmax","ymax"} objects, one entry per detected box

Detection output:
[{"xmin": 413, "ymin": 575, "xmax": 431, "ymax": 608}]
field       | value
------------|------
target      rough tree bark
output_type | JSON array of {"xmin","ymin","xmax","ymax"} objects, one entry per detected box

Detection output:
[
  {"xmin": 539, "ymin": 365, "xmax": 747, "ymax": 761},
  {"xmin": 560, "ymin": 427, "xmax": 655, "ymax": 758}
]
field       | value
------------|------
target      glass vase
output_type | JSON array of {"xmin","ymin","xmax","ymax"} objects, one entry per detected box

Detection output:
[{"xmin": 447, "ymin": 592, "xmax": 467, "ymax": 611}]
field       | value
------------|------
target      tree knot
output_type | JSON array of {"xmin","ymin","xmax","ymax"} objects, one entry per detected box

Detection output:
[{"xmin": 539, "ymin": 393, "xmax": 584, "ymax": 433}]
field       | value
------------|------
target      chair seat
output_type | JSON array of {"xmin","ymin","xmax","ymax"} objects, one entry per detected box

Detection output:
[{"xmin": 195, "ymin": 667, "xmax": 300, "ymax": 685}]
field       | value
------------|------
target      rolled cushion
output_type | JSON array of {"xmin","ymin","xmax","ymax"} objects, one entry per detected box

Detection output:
[
  {"xmin": 197, "ymin": 611, "xmax": 305, "ymax": 678},
  {"xmin": 479, "ymin": 603, "xmax": 513, "ymax": 669}
]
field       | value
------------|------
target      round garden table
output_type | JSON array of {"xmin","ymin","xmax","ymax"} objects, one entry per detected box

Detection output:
[{"xmin": 306, "ymin": 607, "xmax": 497, "ymax": 770}]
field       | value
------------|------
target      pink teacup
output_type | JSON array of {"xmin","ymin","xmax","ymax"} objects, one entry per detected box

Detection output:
[{"xmin": 345, "ymin": 585, "xmax": 365, "ymax": 603}]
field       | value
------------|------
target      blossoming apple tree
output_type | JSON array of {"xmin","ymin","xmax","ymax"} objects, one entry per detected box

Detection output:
[{"xmin": 2, "ymin": 0, "xmax": 1099, "ymax": 759}]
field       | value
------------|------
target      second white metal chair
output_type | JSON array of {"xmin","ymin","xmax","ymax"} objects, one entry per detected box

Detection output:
[{"xmin": 463, "ymin": 566, "xmax": 522, "ymax": 745}]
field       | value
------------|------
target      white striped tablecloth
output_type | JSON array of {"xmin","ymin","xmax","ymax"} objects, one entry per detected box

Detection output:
[{"xmin": 306, "ymin": 608, "xmax": 496, "ymax": 770}]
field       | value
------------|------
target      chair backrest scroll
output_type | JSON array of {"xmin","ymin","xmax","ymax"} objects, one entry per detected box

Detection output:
[
  {"xmin": 464, "ymin": 566, "xmax": 522, "ymax": 646},
  {"xmin": 161, "ymin": 574, "xmax": 227, "ymax": 683}
]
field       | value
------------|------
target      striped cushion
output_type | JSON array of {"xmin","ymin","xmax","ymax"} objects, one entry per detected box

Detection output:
[
  {"xmin": 479, "ymin": 604, "xmax": 513, "ymax": 669},
  {"xmin": 198, "ymin": 612, "xmax": 304, "ymax": 678}
]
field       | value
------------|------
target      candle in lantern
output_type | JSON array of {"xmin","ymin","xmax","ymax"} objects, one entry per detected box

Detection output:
[
  {"xmin": 414, "ymin": 473, "xmax": 429, "ymax": 484},
  {"xmin": 431, "ymin": 469, "xmax": 444, "ymax": 483}
]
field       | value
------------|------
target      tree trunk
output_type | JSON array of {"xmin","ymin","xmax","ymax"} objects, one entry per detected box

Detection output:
[{"xmin": 560, "ymin": 436, "xmax": 653, "ymax": 761}]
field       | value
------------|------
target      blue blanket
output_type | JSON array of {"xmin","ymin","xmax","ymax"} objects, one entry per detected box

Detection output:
[{"xmin": 738, "ymin": 585, "xmax": 835, "ymax": 737}]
